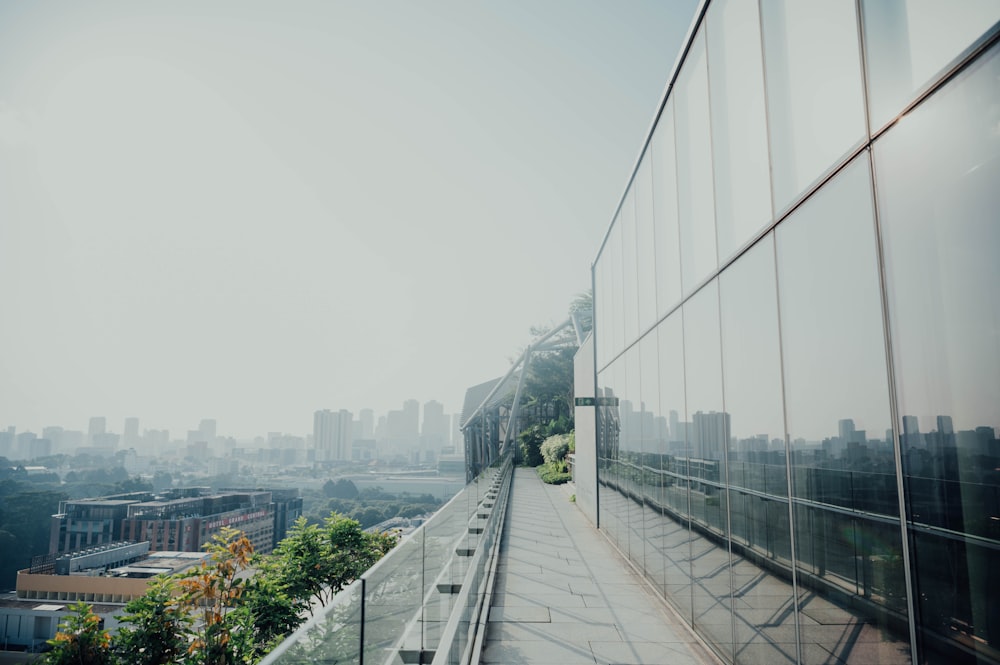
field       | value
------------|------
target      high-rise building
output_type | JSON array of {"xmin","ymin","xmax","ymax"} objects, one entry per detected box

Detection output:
[
  {"xmin": 359, "ymin": 408, "xmax": 374, "ymax": 439},
  {"xmin": 313, "ymin": 409, "xmax": 352, "ymax": 462},
  {"xmin": 122, "ymin": 417, "xmax": 139, "ymax": 447},
  {"xmin": 450, "ymin": 413, "xmax": 461, "ymax": 451},
  {"xmin": 421, "ymin": 400, "xmax": 448, "ymax": 448},
  {"xmin": 403, "ymin": 399, "xmax": 419, "ymax": 441},
  {"xmin": 42, "ymin": 426, "xmax": 64, "ymax": 452},
  {"xmin": 0, "ymin": 426, "xmax": 13, "ymax": 458},
  {"xmin": 198, "ymin": 418, "xmax": 217, "ymax": 441},
  {"xmin": 87, "ymin": 417, "xmax": 106, "ymax": 445},
  {"xmin": 585, "ymin": 5, "xmax": 1000, "ymax": 665}
]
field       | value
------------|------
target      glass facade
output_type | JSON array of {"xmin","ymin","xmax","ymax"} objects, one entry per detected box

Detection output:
[{"xmin": 591, "ymin": 3, "xmax": 1000, "ymax": 664}]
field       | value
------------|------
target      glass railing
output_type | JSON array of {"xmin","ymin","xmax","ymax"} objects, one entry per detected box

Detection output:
[{"xmin": 261, "ymin": 452, "xmax": 512, "ymax": 665}]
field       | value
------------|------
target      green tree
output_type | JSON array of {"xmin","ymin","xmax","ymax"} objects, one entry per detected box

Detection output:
[
  {"xmin": 522, "ymin": 347, "xmax": 576, "ymax": 424},
  {"xmin": 540, "ymin": 432, "xmax": 572, "ymax": 465},
  {"xmin": 237, "ymin": 565, "xmax": 303, "ymax": 660},
  {"xmin": 323, "ymin": 478, "xmax": 359, "ymax": 499},
  {"xmin": 42, "ymin": 602, "xmax": 113, "ymax": 665},
  {"xmin": 152, "ymin": 470, "xmax": 173, "ymax": 491},
  {"xmin": 351, "ymin": 505, "xmax": 385, "ymax": 528},
  {"xmin": 113, "ymin": 576, "xmax": 190, "ymax": 665},
  {"xmin": 176, "ymin": 527, "xmax": 255, "ymax": 665},
  {"xmin": 518, "ymin": 424, "xmax": 546, "ymax": 467},
  {"xmin": 113, "ymin": 476, "xmax": 153, "ymax": 493},
  {"xmin": 270, "ymin": 514, "xmax": 397, "ymax": 611},
  {"xmin": 0, "ymin": 486, "xmax": 66, "ymax": 588}
]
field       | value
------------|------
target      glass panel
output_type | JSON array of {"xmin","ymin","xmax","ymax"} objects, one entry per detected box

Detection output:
[
  {"xmin": 730, "ymin": 492, "xmax": 797, "ymax": 665},
  {"xmin": 719, "ymin": 237, "xmax": 798, "ymax": 665},
  {"xmin": 761, "ymin": 0, "xmax": 867, "ymax": 213},
  {"xmin": 776, "ymin": 154, "xmax": 912, "ymax": 664},
  {"xmin": 624, "ymin": 345, "xmax": 644, "ymax": 568},
  {"xmin": 875, "ymin": 43, "xmax": 1000, "ymax": 664},
  {"xmin": 656, "ymin": 311, "xmax": 691, "ymax": 622},
  {"xmin": 621, "ymin": 192, "xmax": 639, "ymax": 346},
  {"xmin": 635, "ymin": 156, "xmax": 657, "ymax": 335},
  {"xmin": 651, "ymin": 99, "xmax": 683, "ymax": 317},
  {"xmin": 595, "ymin": 255, "xmax": 609, "ymax": 369},
  {"xmin": 682, "ymin": 281, "xmax": 733, "ymax": 659},
  {"xmin": 861, "ymin": 0, "xmax": 1000, "ymax": 129},
  {"xmin": 720, "ymin": 238, "xmax": 787, "ymax": 498},
  {"xmin": 266, "ymin": 580, "xmax": 363, "ymax": 664},
  {"xmin": 707, "ymin": 0, "xmax": 773, "ymax": 261},
  {"xmin": 609, "ymin": 224, "xmax": 624, "ymax": 361},
  {"xmin": 598, "ymin": 366, "xmax": 624, "ymax": 547},
  {"xmin": 674, "ymin": 29, "xmax": 718, "ymax": 295},
  {"xmin": 616, "ymin": 358, "xmax": 632, "ymax": 555},
  {"xmin": 639, "ymin": 331, "xmax": 666, "ymax": 594}
]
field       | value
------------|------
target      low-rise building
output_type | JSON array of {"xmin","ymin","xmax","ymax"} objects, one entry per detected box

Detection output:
[
  {"xmin": 2, "ymin": 544, "xmax": 211, "ymax": 653},
  {"xmin": 50, "ymin": 487, "xmax": 302, "ymax": 557}
]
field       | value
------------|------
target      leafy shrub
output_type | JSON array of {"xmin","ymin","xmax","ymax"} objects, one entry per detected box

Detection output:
[
  {"xmin": 537, "ymin": 463, "xmax": 572, "ymax": 485},
  {"xmin": 518, "ymin": 425, "xmax": 546, "ymax": 467},
  {"xmin": 540, "ymin": 433, "xmax": 573, "ymax": 465}
]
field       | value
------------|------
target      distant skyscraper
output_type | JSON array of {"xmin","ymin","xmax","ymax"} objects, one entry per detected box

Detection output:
[
  {"xmin": 691, "ymin": 411, "xmax": 730, "ymax": 460},
  {"xmin": 451, "ymin": 413, "xmax": 462, "ymax": 449},
  {"xmin": 87, "ymin": 417, "xmax": 106, "ymax": 445},
  {"xmin": 385, "ymin": 410, "xmax": 407, "ymax": 447},
  {"xmin": 143, "ymin": 429, "xmax": 170, "ymax": 455},
  {"xmin": 43, "ymin": 426, "xmax": 64, "ymax": 452},
  {"xmin": 199, "ymin": 419, "xmax": 217, "ymax": 441},
  {"xmin": 838, "ymin": 418, "xmax": 856, "ymax": 442},
  {"xmin": 0, "ymin": 427, "xmax": 13, "ymax": 458},
  {"xmin": 403, "ymin": 399, "xmax": 420, "ymax": 441},
  {"xmin": 359, "ymin": 409, "xmax": 374, "ymax": 439},
  {"xmin": 15, "ymin": 431, "xmax": 37, "ymax": 460},
  {"xmin": 123, "ymin": 418, "xmax": 140, "ymax": 447},
  {"xmin": 313, "ymin": 409, "xmax": 352, "ymax": 462},
  {"xmin": 421, "ymin": 400, "xmax": 448, "ymax": 448}
]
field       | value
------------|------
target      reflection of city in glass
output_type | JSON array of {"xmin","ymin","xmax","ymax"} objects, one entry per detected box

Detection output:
[{"xmin": 590, "ymin": 2, "xmax": 999, "ymax": 664}]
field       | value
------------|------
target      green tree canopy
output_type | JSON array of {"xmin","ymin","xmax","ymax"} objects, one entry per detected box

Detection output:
[
  {"xmin": 42, "ymin": 602, "xmax": 113, "ymax": 665},
  {"xmin": 269, "ymin": 513, "xmax": 397, "ymax": 611}
]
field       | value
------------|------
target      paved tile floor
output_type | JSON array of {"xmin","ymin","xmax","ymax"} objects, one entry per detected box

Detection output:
[{"xmin": 481, "ymin": 468, "xmax": 721, "ymax": 665}]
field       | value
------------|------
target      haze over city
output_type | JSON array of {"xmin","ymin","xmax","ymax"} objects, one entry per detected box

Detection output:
[{"xmin": 0, "ymin": 1, "xmax": 698, "ymax": 438}]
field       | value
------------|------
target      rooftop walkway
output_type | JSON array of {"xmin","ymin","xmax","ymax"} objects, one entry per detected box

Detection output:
[{"xmin": 481, "ymin": 468, "xmax": 721, "ymax": 665}]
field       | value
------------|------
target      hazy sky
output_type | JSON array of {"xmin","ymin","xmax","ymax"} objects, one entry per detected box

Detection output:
[{"xmin": 0, "ymin": 1, "xmax": 697, "ymax": 439}]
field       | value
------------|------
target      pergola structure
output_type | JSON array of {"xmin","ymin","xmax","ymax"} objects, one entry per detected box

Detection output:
[{"xmin": 459, "ymin": 312, "xmax": 588, "ymax": 481}]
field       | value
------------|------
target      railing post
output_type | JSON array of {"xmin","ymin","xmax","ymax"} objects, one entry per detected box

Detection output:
[{"xmin": 359, "ymin": 577, "xmax": 366, "ymax": 665}]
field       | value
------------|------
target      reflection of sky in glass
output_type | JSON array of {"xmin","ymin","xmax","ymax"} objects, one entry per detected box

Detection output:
[
  {"xmin": 775, "ymin": 154, "xmax": 891, "ymax": 443},
  {"xmin": 862, "ymin": 0, "xmax": 1000, "ymax": 128},
  {"xmin": 620, "ymin": 191, "xmax": 639, "ymax": 346},
  {"xmin": 657, "ymin": 313, "xmax": 686, "ymax": 447},
  {"xmin": 761, "ymin": 0, "xmax": 866, "ymax": 212},
  {"xmin": 634, "ymin": 157, "xmax": 657, "ymax": 335},
  {"xmin": 639, "ymin": 332, "xmax": 660, "ymax": 449},
  {"xmin": 682, "ymin": 282, "xmax": 723, "ymax": 453},
  {"xmin": 651, "ymin": 101, "xmax": 683, "ymax": 318},
  {"xmin": 594, "ymin": 257, "xmax": 608, "ymax": 369},
  {"xmin": 719, "ymin": 237, "xmax": 784, "ymax": 444},
  {"xmin": 608, "ymin": 223, "xmax": 624, "ymax": 365},
  {"xmin": 626, "ymin": 343, "xmax": 641, "ymax": 455},
  {"xmin": 708, "ymin": 0, "xmax": 772, "ymax": 261},
  {"xmin": 876, "ymin": 44, "xmax": 1000, "ymax": 435},
  {"xmin": 674, "ymin": 30, "xmax": 717, "ymax": 295}
]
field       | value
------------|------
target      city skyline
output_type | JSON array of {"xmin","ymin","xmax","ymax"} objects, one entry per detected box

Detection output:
[
  {"xmin": 0, "ymin": 396, "xmax": 460, "ymax": 448},
  {"xmin": 0, "ymin": 2, "xmax": 698, "ymax": 438}
]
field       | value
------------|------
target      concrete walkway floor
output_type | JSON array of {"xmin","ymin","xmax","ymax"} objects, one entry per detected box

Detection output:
[{"xmin": 481, "ymin": 468, "xmax": 721, "ymax": 665}]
